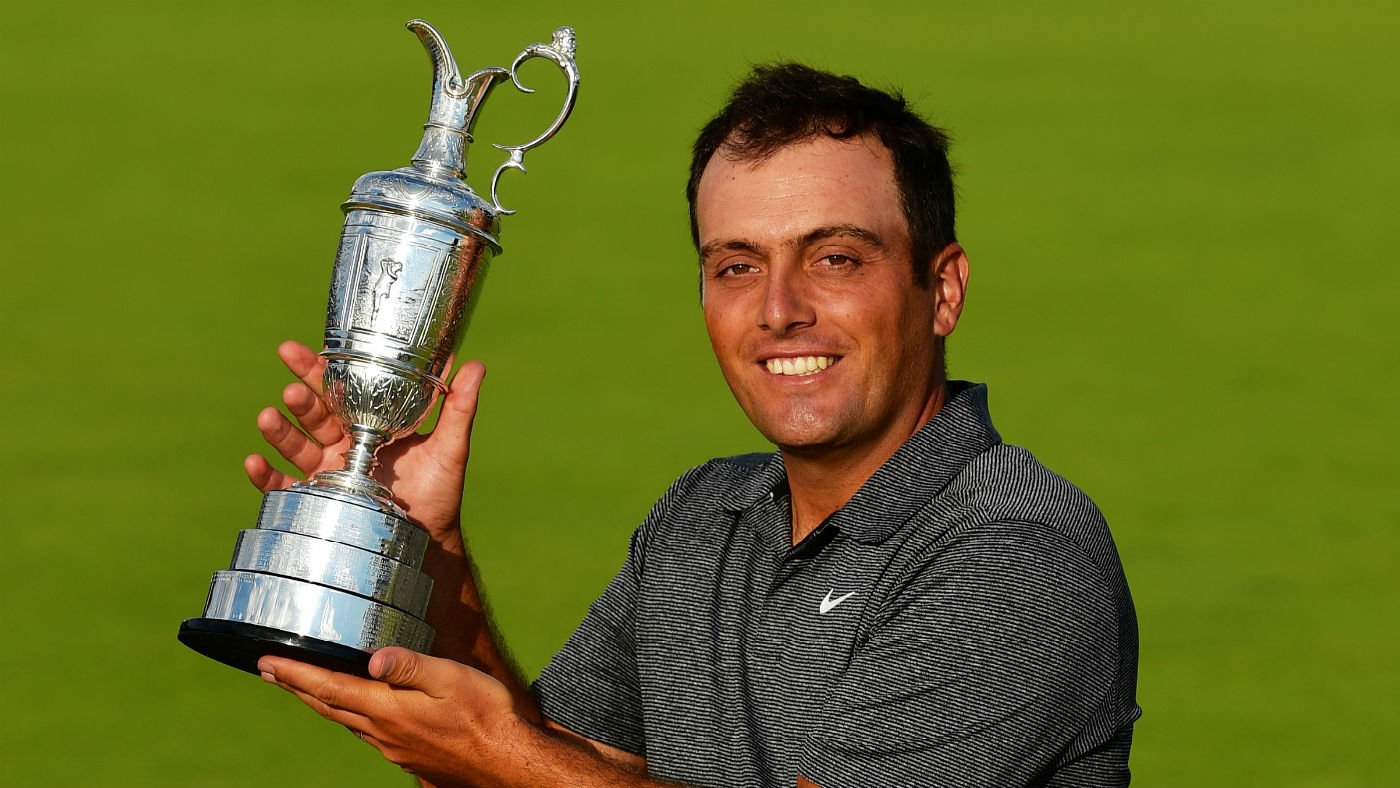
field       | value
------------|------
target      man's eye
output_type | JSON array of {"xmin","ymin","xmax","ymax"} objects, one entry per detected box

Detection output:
[
  {"xmin": 818, "ymin": 254, "xmax": 857, "ymax": 268},
  {"xmin": 718, "ymin": 262, "xmax": 758, "ymax": 277}
]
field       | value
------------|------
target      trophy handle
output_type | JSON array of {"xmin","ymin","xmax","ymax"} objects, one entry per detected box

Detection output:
[{"xmin": 488, "ymin": 27, "xmax": 581, "ymax": 215}]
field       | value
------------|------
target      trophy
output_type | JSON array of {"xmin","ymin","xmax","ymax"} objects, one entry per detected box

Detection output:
[{"xmin": 178, "ymin": 20, "xmax": 579, "ymax": 677}]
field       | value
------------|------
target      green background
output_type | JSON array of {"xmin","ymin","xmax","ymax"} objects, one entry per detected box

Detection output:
[{"xmin": 2, "ymin": 0, "xmax": 1395, "ymax": 785}]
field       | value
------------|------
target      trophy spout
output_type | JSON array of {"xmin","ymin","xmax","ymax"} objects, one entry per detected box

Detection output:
[{"xmin": 408, "ymin": 19, "xmax": 509, "ymax": 180}]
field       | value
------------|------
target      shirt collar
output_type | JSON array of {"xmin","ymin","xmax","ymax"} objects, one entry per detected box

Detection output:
[
  {"xmin": 719, "ymin": 451, "xmax": 789, "ymax": 513},
  {"xmin": 719, "ymin": 381, "xmax": 1002, "ymax": 544}
]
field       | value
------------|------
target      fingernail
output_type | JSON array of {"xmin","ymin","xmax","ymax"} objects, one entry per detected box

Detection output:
[
  {"xmin": 377, "ymin": 653, "xmax": 395, "ymax": 678},
  {"xmin": 260, "ymin": 671, "xmax": 276, "ymax": 684}
]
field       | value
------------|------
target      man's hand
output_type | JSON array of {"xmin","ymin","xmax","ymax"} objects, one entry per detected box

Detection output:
[
  {"xmin": 243, "ymin": 340, "xmax": 485, "ymax": 548},
  {"xmin": 259, "ymin": 651, "xmax": 660, "ymax": 788},
  {"xmin": 259, "ymin": 649, "xmax": 517, "ymax": 786}
]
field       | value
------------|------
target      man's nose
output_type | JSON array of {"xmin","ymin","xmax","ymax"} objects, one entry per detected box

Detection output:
[{"xmin": 758, "ymin": 266, "xmax": 815, "ymax": 334}]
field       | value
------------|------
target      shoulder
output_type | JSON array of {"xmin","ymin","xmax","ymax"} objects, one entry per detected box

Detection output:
[
  {"xmin": 628, "ymin": 451, "xmax": 779, "ymax": 550},
  {"xmin": 871, "ymin": 456, "xmax": 1133, "ymax": 700},
  {"xmin": 879, "ymin": 442, "xmax": 1135, "ymax": 640},
  {"xmin": 932, "ymin": 443, "xmax": 1124, "ymax": 578},
  {"xmin": 954, "ymin": 444, "xmax": 1104, "ymax": 528},
  {"xmin": 646, "ymin": 451, "xmax": 776, "ymax": 514}
]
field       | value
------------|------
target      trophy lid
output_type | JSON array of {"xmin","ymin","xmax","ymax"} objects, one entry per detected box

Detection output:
[{"xmin": 343, "ymin": 167, "xmax": 501, "ymax": 249}]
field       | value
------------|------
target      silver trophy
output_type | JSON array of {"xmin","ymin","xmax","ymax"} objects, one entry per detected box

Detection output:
[{"xmin": 179, "ymin": 20, "xmax": 579, "ymax": 677}]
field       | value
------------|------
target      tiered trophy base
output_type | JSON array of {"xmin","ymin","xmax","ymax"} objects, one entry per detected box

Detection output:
[{"xmin": 180, "ymin": 485, "xmax": 436, "ymax": 678}]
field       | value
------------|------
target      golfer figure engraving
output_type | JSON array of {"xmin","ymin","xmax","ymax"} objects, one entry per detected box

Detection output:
[
  {"xmin": 179, "ymin": 19, "xmax": 580, "ymax": 677},
  {"xmin": 369, "ymin": 258, "xmax": 404, "ymax": 327}
]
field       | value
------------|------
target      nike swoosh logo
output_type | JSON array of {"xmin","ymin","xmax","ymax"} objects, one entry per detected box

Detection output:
[{"xmin": 820, "ymin": 590, "xmax": 856, "ymax": 614}]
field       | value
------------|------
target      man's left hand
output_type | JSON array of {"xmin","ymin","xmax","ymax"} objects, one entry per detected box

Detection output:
[{"xmin": 258, "ymin": 649, "xmax": 517, "ymax": 786}]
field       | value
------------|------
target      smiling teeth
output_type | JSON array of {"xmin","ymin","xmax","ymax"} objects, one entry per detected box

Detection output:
[{"xmin": 766, "ymin": 356, "xmax": 836, "ymax": 376}]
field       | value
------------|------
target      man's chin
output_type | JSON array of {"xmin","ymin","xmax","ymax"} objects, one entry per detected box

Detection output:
[
  {"xmin": 736, "ymin": 394, "xmax": 859, "ymax": 450},
  {"xmin": 752, "ymin": 418, "xmax": 846, "ymax": 456}
]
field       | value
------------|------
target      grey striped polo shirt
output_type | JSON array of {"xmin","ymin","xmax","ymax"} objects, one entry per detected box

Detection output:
[{"xmin": 533, "ymin": 382, "xmax": 1140, "ymax": 787}]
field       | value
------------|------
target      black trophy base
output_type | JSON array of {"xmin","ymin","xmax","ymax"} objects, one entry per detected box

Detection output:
[{"xmin": 179, "ymin": 618, "xmax": 373, "ymax": 678}]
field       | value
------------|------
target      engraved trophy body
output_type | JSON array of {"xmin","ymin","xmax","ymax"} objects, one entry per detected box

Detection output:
[{"xmin": 179, "ymin": 20, "xmax": 579, "ymax": 677}]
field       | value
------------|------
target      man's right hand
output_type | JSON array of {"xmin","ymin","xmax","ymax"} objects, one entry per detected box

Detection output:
[{"xmin": 243, "ymin": 340, "xmax": 486, "ymax": 551}]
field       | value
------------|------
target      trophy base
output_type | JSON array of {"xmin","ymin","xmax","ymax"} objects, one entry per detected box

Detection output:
[
  {"xmin": 180, "ymin": 485, "xmax": 437, "ymax": 677},
  {"xmin": 179, "ymin": 618, "xmax": 373, "ymax": 678}
]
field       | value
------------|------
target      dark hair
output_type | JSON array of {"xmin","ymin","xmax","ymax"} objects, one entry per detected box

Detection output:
[{"xmin": 687, "ymin": 63, "xmax": 956, "ymax": 286}]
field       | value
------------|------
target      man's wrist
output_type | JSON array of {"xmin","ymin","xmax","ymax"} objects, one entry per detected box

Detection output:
[{"xmin": 427, "ymin": 517, "xmax": 467, "ymax": 556}]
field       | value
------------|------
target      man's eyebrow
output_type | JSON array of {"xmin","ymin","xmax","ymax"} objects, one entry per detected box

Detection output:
[
  {"xmin": 699, "ymin": 239, "xmax": 764, "ymax": 261},
  {"xmin": 699, "ymin": 225, "xmax": 885, "ymax": 261},
  {"xmin": 791, "ymin": 224, "xmax": 886, "ymax": 251}
]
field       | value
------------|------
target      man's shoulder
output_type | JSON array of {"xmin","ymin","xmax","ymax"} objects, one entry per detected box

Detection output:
[
  {"xmin": 878, "ymin": 441, "xmax": 1125, "ymax": 593},
  {"xmin": 648, "ymin": 450, "xmax": 776, "ymax": 509},
  {"xmin": 945, "ymin": 442, "xmax": 1109, "ymax": 541},
  {"xmin": 637, "ymin": 451, "xmax": 779, "ymax": 526},
  {"xmin": 623, "ymin": 451, "xmax": 780, "ymax": 569},
  {"xmin": 891, "ymin": 442, "xmax": 1133, "ymax": 623}
]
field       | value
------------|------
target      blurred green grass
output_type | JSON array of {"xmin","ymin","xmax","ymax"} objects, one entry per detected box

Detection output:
[{"xmin": 1, "ymin": 0, "xmax": 1395, "ymax": 785}]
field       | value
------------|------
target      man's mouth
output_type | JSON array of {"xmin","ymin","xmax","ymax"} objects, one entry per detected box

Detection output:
[{"xmin": 763, "ymin": 356, "xmax": 840, "ymax": 377}]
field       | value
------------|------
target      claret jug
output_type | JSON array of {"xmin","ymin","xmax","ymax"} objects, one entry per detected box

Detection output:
[{"xmin": 179, "ymin": 20, "xmax": 579, "ymax": 676}]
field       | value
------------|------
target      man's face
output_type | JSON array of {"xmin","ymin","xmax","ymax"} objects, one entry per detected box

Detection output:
[{"xmin": 696, "ymin": 135, "xmax": 964, "ymax": 458}]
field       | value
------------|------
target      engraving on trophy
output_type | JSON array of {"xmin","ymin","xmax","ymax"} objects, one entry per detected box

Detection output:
[
  {"xmin": 368, "ymin": 258, "xmax": 404, "ymax": 326},
  {"xmin": 254, "ymin": 490, "xmax": 429, "ymax": 563},
  {"xmin": 339, "ymin": 231, "xmax": 455, "ymax": 351},
  {"xmin": 327, "ymin": 234, "xmax": 361, "ymax": 330},
  {"xmin": 322, "ymin": 358, "xmax": 437, "ymax": 439},
  {"xmin": 382, "ymin": 175, "xmax": 436, "ymax": 205},
  {"xmin": 180, "ymin": 18, "xmax": 580, "ymax": 678}
]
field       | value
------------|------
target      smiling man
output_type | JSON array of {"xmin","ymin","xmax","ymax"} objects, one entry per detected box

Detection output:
[
  {"xmin": 252, "ymin": 63, "xmax": 1140, "ymax": 787},
  {"xmin": 695, "ymin": 133, "xmax": 956, "ymax": 540}
]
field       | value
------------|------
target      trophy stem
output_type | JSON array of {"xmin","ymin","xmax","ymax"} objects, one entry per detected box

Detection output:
[
  {"xmin": 307, "ymin": 426, "xmax": 394, "ymax": 500},
  {"xmin": 343, "ymin": 426, "xmax": 389, "ymax": 478}
]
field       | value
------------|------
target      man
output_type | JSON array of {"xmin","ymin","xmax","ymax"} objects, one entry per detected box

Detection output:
[{"xmin": 250, "ymin": 63, "xmax": 1140, "ymax": 787}]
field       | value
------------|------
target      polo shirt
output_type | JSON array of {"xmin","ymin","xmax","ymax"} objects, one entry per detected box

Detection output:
[{"xmin": 533, "ymin": 382, "xmax": 1140, "ymax": 788}]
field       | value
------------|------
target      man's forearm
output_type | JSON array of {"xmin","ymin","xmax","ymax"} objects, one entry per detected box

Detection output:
[
  {"xmin": 420, "ymin": 713, "xmax": 669, "ymax": 788},
  {"xmin": 418, "ymin": 523, "xmax": 651, "ymax": 775},
  {"xmin": 420, "ymin": 522, "xmax": 542, "ymax": 723}
]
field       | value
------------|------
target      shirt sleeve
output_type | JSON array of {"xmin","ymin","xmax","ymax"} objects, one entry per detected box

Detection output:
[
  {"xmin": 531, "ymin": 516, "xmax": 650, "ymax": 757},
  {"xmin": 799, "ymin": 521, "xmax": 1126, "ymax": 788}
]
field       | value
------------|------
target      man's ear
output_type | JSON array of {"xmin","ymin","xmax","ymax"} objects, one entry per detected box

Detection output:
[{"xmin": 930, "ymin": 243, "xmax": 970, "ymax": 338}]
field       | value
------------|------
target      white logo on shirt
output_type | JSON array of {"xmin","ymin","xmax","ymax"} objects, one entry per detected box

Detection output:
[{"xmin": 819, "ymin": 590, "xmax": 856, "ymax": 614}]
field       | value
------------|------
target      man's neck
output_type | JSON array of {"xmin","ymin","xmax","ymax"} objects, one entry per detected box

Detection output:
[{"xmin": 782, "ymin": 382, "xmax": 950, "ymax": 545}]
